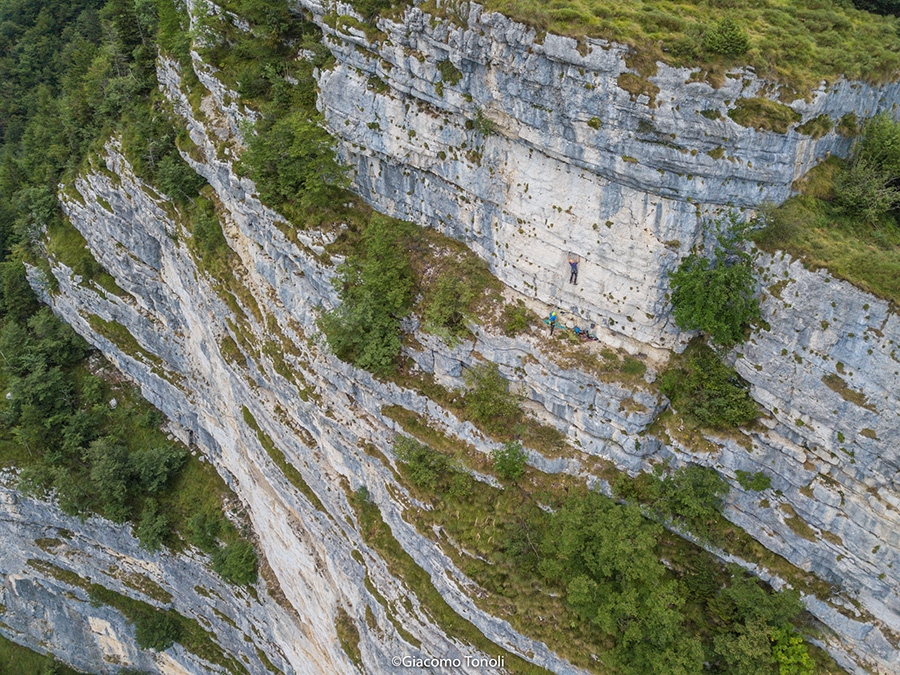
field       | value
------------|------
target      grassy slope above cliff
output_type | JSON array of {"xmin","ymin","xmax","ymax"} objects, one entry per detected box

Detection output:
[
  {"xmin": 479, "ymin": 0, "xmax": 900, "ymax": 94},
  {"xmin": 754, "ymin": 153, "xmax": 900, "ymax": 305}
]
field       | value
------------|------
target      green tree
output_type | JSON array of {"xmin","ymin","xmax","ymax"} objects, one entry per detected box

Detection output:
[
  {"xmin": 319, "ymin": 216, "xmax": 415, "ymax": 375},
  {"xmin": 657, "ymin": 465, "xmax": 730, "ymax": 539},
  {"xmin": 132, "ymin": 444, "xmax": 187, "ymax": 493},
  {"xmin": 187, "ymin": 511, "xmax": 223, "ymax": 553},
  {"xmin": 710, "ymin": 571, "xmax": 806, "ymax": 674},
  {"xmin": 212, "ymin": 540, "xmax": 258, "ymax": 585},
  {"xmin": 771, "ymin": 625, "xmax": 814, "ymax": 675},
  {"xmin": 85, "ymin": 436, "xmax": 133, "ymax": 522},
  {"xmin": 856, "ymin": 112, "xmax": 900, "ymax": 176},
  {"xmin": 540, "ymin": 491, "xmax": 703, "ymax": 673},
  {"xmin": 491, "ymin": 441, "xmax": 527, "ymax": 481},
  {"xmin": 713, "ymin": 619, "xmax": 776, "ymax": 675},
  {"xmin": 705, "ymin": 17, "xmax": 751, "ymax": 57},
  {"xmin": 243, "ymin": 110, "xmax": 348, "ymax": 223},
  {"xmin": 422, "ymin": 274, "xmax": 474, "ymax": 344},
  {"xmin": 835, "ymin": 113, "xmax": 900, "ymax": 223},
  {"xmin": 0, "ymin": 261, "xmax": 40, "ymax": 323},
  {"xmin": 133, "ymin": 609, "xmax": 181, "ymax": 651},
  {"xmin": 669, "ymin": 214, "xmax": 760, "ymax": 347},
  {"xmin": 135, "ymin": 497, "xmax": 170, "ymax": 551},
  {"xmin": 736, "ymin": 470, "xmax": 771, "ymax": 492},
  {"xmin": 463, "ymin": 363, "xmax": 521, "ymax": 434}
]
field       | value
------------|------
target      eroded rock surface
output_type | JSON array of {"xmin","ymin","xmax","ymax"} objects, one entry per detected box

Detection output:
[{"xmin": 1, "ymin": 2, "xmax": 899, "ymax": 674}]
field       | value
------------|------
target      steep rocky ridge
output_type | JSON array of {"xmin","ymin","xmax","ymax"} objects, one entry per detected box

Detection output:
[
  {"xmin": 0, "ymin": 479, "xmax": 294, "ymax": 674},
  {"xmin": 1, "ymin": 1, "xmax": 899, "ymax": 674}
]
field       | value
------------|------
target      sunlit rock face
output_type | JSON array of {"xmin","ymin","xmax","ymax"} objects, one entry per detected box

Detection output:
[{"xmin": 1, "ymin": 1, "xmax": 899, "ymax": 673}]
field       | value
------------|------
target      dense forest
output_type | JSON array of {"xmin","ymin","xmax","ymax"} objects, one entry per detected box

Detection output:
[{"xmin": 0, "ymin": 0, "xmax": 255, "ymax": 591}]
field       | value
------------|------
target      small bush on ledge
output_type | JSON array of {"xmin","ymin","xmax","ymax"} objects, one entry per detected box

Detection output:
[
  {"xmin": 491, "ymin": 441, "xmax": 527, "ymax": 481},
  {"xmin": 463, "ymin": 363, "xmax": 522, "ymax": 435},
  {"xmin": 659, "ymin": 340, "xmax": 758, "ymax": 430},
  {"xmin": 735, "ymin": 470, "xmax": 772, "ymax": 492},
  {"xmin": 704, "ymin": 17, "xmax": 750, "ymax": 57}
]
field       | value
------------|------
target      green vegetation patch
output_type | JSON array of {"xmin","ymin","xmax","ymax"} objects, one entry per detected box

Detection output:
[
  {"xmin": 547, "ymin": 338, "xmax": 649, "ymax": 388},
  {"xmin": 735, "ymin": 470, "xmax": 772, "ymax": 492},
  {"xmin": 463, "ymin": 363, "xmax": 522, "ymax": 435},
  {"xmin": 500, "ymin": 300, "xmax": 539, "ymax": 336},
  {"xmin": 821, "ymin": 373, "xmax": 876, "ymax": 411},
  {"xmin": 334, "ymin": 606, "xmax": 363, "ymax": 668},
  {"xmin": 86, "ymin": 315, "xmax": 164, "ymax": 371},
  {"xmin": 754, "ymin": 116, "xmax": 900, "ymax": 304},
  {"xmin": 669, "ymin": 214, "xmax": 760, "ymax": 347},
  {"xmin": 659, "ymin": 340, "xmax": 759, "ymax": 430},
  {"xmin": 0, "ymin": 633, "xmax": 84, "ymax": 675},
  {"xmin": 727, "ymin": 98, "xmax": 801, "ymax": 134},
  {"xmin": 347, "ymin": 485, "xmax": 551, "ymax": 674},
  {"xmin": 796, "ymin": 115, "xmax": 834, "ymax": 139},
  {"xmin": 321, "ymin": 211, "xmax": 502, "ymax": 372},
  {"xmin": 319, "ymin": 216, "xmax": 416, "ymax": 375},
  {"xmin": 195, "ymin": 4, "xmax": 347, "ymax": 228},
  {"xmin": 87, "ymin": 583, "xmax": 249, "ymax": 672},
  {"xmin": 384, "ymin": 427, "xmax": 823, "ymax": 675},
  {"xmin": 45, "ymin": 217, "xmax": 125, "ymax": 298},
  {"xmin": 437, "ymin": 58, "xmax": 463, "ymax": 86},
  {"xmin": 388, "ymin": 365, "xmax": 568, "ymax": 457},
  {"xmin": 616, "ymin": 73, "xmax": 659, "ymax": 108}
]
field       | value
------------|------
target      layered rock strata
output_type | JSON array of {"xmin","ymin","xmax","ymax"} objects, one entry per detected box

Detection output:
[{"xmin": 0, "ymin": 2, "xmax": 898, "ymax": 674}]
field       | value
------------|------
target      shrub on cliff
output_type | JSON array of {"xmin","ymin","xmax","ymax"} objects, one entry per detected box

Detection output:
[
  {"xmin": 710, "ymin": 573, "xmax": 809, "ymax": 675},
  {"xmin": 656, "ymin": 465, "xmax": 730, "ymax": 539},
  {"xmin": 133, "ymin": 608, "xmax": 182, "ymax": 651},
  {"xmin": 319, "ymin": 216, "xmax": 415, "ymax": 375},
  {"xmin": 491, "ymin": 441, "xmax": 527, "ymax": 481},
  {"xmin": 421, "ymin": 250, "xmax": 498, "ymax": 345},
  {"xmin": 659, "ymin": 340, "xmax": 758, "ymax": 429},
  {"xmin": 394, "ymin": 435, "xmax": 452, "ymax": 492},
  {"xmin": 835, "ymin": 113, "xmax": 900, "ymax": 224},
  {"xmin": 463, "ymin": 363, "xmax": 521, "ymax": 435},
  {"xmin": 135, "ymin": 498, "xmax": 171, "ymax": 551},
  {"xmin": 212, "ymin": 540, "xmax": 258, "ymax": 586},
  {"xmin": 704, "ymin": 18, "xmax": 750, "ymax": 57},
  {"xmin": 669, "ymin": 213, "xmax": 760, "ymax": 347}
]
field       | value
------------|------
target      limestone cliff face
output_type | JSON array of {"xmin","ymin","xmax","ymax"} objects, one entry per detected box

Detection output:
[
  {"xmin": 0, "ymin": 480, "xmax": 294, "ymax": 674},
  {"xmin": 306, "ymin": 0, "xmax": 899, "ymax": 348},
  {"xmin": 2, "ymin": 1, "xmax": 900, "ymax": 674}
]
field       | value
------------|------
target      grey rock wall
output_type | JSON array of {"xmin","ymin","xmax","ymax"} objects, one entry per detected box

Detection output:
[
  {"xmin": 301, "ymin": 0, "xmax": 900, "ymax": 350},
  {"xmin": 2, "ymin": 1, "xmax": 899, "ymax": 674},
  {"xmin": 0, "ymin": 480, "xmax": 294, "ymax": 674}
]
